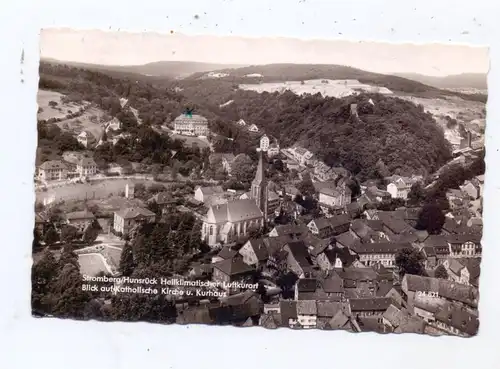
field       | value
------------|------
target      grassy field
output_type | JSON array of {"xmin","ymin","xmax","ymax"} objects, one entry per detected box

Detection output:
[
  {"xmin": 38, "ymin": 89, "xmax": 106, "ymax": 142},
  {"xmin": 78, "ymin": 253, "xmax": 110, "ymax": 276},
  {"xmin": 171, "ymin": 134, "xmax": 211, "ymax": 149},
  {"xmin": 37, "ymin": 89, "xmax": 85, "ymax": 121},
  {"xmin": 54, "ymin": 106, "xmax": 106, "ymax": 142},
  {"xmin": 239, "ymin": 79, "xmax": 393, "ymax": 98},
  {"xmin": 36, "ymin": 179, "xmax": 144, "ymax": 204}
]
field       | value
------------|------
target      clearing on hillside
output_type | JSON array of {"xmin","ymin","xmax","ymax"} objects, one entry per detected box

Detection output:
[
  {"xmin": 54, "ymin": 106, "xmax": 106, "ymax": 142},
  {"xmin": 37, "ymin": 89, "xmax": 86, "ymax": 121}
]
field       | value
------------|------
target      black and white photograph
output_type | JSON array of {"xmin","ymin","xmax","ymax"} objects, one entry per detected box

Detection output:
[{"xmin": 32, "ymin": 28, "xmax": 487, "ymax": 337}]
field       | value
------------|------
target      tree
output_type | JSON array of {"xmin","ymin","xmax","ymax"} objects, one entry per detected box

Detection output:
[
  {"xmin": 408, "ymin": 182, "xmax": 426, "ymax": 206},
  {"xmin": 33, "ymin": 229, "xmax": 42, "ymax": 252},
  {"xmin": 416, "ymin": 202, "xmax": 446, "ymax": 235},
  {"xmin": 119, "ymin": 241, "xmax": 135, "ymax": 276},
  {"xmin": 230, "ymin": 154, "xmax": 255, "ymax": 183},
  {"xmin": 60, "ymin": 225, "xmax": 79, "ymax": 243},
  {"xmin": 435, "ymin": 265, "xmax": 449, "ymax": 280},
  {"xmin": 276, "ymin": 271, "xmax": 298, "ymax": 299},
  {"xmin": 83, "ymin": 220, "xmax": 100, "ymax": 244},
  {"xmin": 296, "ymin": 173, "xmax": 315, "ymax": 197},
  {"xmin": 43, "ymin": 227, "xmax": 59, "ymax": 247},
  {"xmin": 395, "ymin": 247, "xmax": 426, "ymax": 277}
]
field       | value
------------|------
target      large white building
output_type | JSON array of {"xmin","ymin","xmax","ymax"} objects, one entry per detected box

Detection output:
[{"xmin": 173, "ymin": 113, "xmax": 209, "ymax": 136}]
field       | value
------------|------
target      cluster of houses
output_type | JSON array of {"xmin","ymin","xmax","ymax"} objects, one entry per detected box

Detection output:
[
  {"xmin": 235, "ymin": 119, "xmax": 260, "ymax": 133},
  {"xmin": 176, "ymin": 208, "xmax": 481, "ymax": 335},
  {"xmin": 176, "ymin": 143, "xmax": 482, "ymax": 335},
  {"xmin": 37, "ymin": 152, "xmax": 98, "ymax": 183}
]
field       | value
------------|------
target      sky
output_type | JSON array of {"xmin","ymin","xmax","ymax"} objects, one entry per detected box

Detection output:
[{"xmin": 40, "ymin": 28, "xmax": 490, "ymax": 77}]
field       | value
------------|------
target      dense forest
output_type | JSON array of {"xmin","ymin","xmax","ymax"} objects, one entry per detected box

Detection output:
[{"xmin": 39, "ymin": 62, "xmax": 454, "ymax": 180}]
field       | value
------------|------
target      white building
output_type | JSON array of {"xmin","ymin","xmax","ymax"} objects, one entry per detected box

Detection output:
[
  {"xmin": 260, "ymin": 135, "xmax": 270, "ymax": 151},
  {"xmin": 248, "ymin": 124, "xmax": 259, "ymax": 133},
  {"xmin": 76, "ymin": 157, "xmax": 97, "ymax": 178},
  {"xmin": 386, "ymin": 176, "xmax": 422, "ymax": 200},
  {"xmin": 173, "ymin": 113, "xmax": 209, "ymax": 136},
  {"xmin": 77, "ymin": 131, "xmax": 94, "ymax": 148}
]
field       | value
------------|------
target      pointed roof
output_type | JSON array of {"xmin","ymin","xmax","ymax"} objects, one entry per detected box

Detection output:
[{"xmin": 252, "ymin": 149, "xmax": 267, "ymax": 186}]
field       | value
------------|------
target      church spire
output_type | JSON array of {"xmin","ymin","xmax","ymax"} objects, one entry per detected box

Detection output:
[
  {"xmin": 252, "ymin": 148, "xmax": 268, "ymax": 220},
  {"xmin": 253, "ymin": 148, "xmax": 266, "ymax": 186}
]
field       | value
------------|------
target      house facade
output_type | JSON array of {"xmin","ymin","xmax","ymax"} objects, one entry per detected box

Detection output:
[
  {"xmin": 113, "ymin": 207, "xmax": 156, "ymax": 236},
  {"xmin": 173, "ymin": 113, "xmax": 209, "ymax": 136},
  {"xmin": 77, "ymin": 157, "xmax": 97, "ymax": 178},
  {"xmin": 386, "ymin": 176, "xmax": 421, "ymax": 200},
  {"xmin": 259, "ymin": 135, "xmax": 270, "ymax": 151},
  {"xmin": 194, "ymin": 186, "xmax": 225, "ymax": 203},
  {"xmin": 65, "ymin": 210, "xmax": 96, "ymax": 232},
  {"xmin": 77, "ymin": 131, "xmax": 95, "ymax": 148},
  {"xmin": 212, "ymin": 258, "xmax": 254, "ymax": 286},
  {"xmin": 351, "ymin": 242, "xmax": 409, "ymax": 268},
  {"xmin": 38, "ymin": 160, "xmax": 68, "ymax": 182},
  {"xmin": 446, "ymin": 234, "xmax": 482, "ymax": 258},
  {"xmin": 317, "ymin": 185, "xmax": 352, "ymax": 214},
  {"xmin": 239, "ymin": 238, "xmax": 269, "ymax": 266}
]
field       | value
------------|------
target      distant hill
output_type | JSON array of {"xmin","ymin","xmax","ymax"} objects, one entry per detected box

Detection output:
[
  {"xmin": 186, "ymin": 63, "xmax": 449, "ymax": 96},
  {"xmin": 393, "ymin": 72, "xmax": 487, "ymax": 90},
  {"xmin": 40, "ymin": 58, "xmax": 246, "ymax": 79}
]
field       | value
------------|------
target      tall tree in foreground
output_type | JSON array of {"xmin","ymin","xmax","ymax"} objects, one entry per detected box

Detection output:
[
  {"xmin": 416, "ymin": 202, "xmax": 446, "ymax": 235},
  {"xmin": 395, "ymin": 247, "xmax": 426, "ymax": 277},
  {"xmin": 119, "ymin": 241, "xmax": 135, "ymax": 277},
  {"xmin": 435, "ymin": 265, "xmax": 449, "ymax": 280}
]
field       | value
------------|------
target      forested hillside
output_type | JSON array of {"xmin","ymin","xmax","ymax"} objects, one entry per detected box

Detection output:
[
  {"xmin": 38, "ymin": 62, "xmax": 452, "ymax": 180},
  {"xmin": 211, "ymin": 90, "xmax": 453, "ymax": 179}
]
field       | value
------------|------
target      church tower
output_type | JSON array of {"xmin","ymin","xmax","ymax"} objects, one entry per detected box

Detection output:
[{"xmin": 251, "ymin": 148, "xmax": 268, "ymax": 220}]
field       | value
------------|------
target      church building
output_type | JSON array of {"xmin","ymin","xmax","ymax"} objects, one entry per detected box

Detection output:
[{"xmin": 201, "ymin": 149, "xmax": 270, "ymax": 247}]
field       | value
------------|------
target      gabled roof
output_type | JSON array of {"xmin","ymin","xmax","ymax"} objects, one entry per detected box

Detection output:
[
  {"xmin": 207, "ymin": 199, "xmax": 263, "ymax": 223},
  {"xmin": 351, "ymin": 242, "xmax": 410, "ymax": 255},
  {"xmin": 403, "ymin": 274, "xmax": 479, "ymax": 307},
  {"xmin": 320, "ymin": 275, "xmax": 344, "ymax": 293},
  {"xmin": 446, "ymin": 233, "xmax": 482, "ymax": 244},
  {"xmin": 279, "ymin": 300, "xmax": 298, "ymax": 321},
  {"xmin": 39, "ymin": 160, "xmax": 67, "ymax": 171},
  {"xmin": 78, "ymin": 157, "xmax": 96, "ymax": 167},
  {"xmin": 335, "ymin": 231, "xmax": 360, "ymax": 248},
  {"xmin": 245, "ymin": 238, "xmax": 269, "ymax": 261},
  {"xmin": 115, "ymin": 207, "xmax": 156, "ymax": 219},
  {"xmin": 148, "ymin": 191, "xmax": 175, "ymax": 205},
  {"xmin": 349, "ymin": 297, "xmax": 393, "ymax": 312},
  {"xmin": 285, "ymin": 241, "xmax": 313, "ymax": 269},
  {"xmin": 217, "ymin": 246, "xmax": 238, "ymax": 260},
  {"xmin": 297, "ymin": 278, "xmax": 317, "ymax": 293},
  {"xmin": 297, "ymin": 300, "xmax": 317, "ymax": 315},
  {"xmin": 316, "ymin": 302, "xmax": 343, "ymax": 318},
  {"xmin": 447, "ymin": 258, "xmax": 465, "ymax": 275},
  {"xmin": 378, "ymin": 212, "xmax": 414, "ymax": 234},
  {"xmin": 197, "ymin": 186, "xmax": 224, "ymax": 196},
  {"xmin": 434, "ymin": 304, "xmax": 479, "ymax": 336},
  {"xmin": 334, "ymin": 267, "xmax": 379, "ymax": 282},
  {"xmin": 424, "ymin": 235, "xmax": 448, "ymax": 248},
  {"xmin": 213, "ymin": 258, "xmax": 254, "ymax": 276},
  {"xmin": 65, "ymin": 210, "xmax": 95, "ymax": 221}
]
